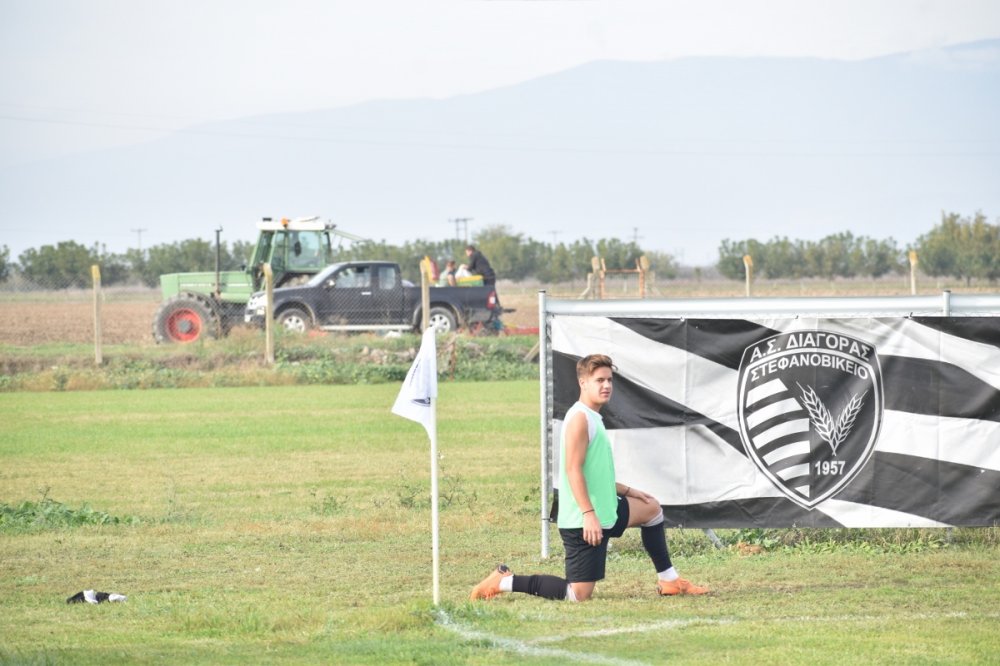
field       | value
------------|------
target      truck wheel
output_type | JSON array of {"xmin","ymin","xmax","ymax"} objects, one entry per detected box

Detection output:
[
  {"xmin": 277, "ymin": 307, "xmax": 312, "ymax": 333},
  {"xmin": 153, "ymin": 295, "xmax": 221, "ymax": 344},
  {"xmin": 428, "ymin": 307, "xmax": 457, "ymax": 334}
]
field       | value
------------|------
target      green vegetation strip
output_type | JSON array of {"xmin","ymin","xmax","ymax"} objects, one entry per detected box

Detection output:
[
  {"xmin": 0, "ymin": 384, "xmax": 997, "ymax": 665},
  {"xmin": 0, "ymin": 331, "xmax": 538, "ymax": 392},
  {"xmin": 0, "ymin": 496, "xmax": 140, "ymax": 533}
]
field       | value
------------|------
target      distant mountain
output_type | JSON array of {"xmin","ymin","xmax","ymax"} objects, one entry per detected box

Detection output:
[{"xmin": 2, "ymin": 40, "xmax": 998, "ymax": 266}]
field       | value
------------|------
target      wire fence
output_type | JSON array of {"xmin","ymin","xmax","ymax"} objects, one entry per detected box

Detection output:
[
  {"xmin": 0, "ymin": 282, "xmax": 160, "ymax": 346},
  {"xmin": 1, "ymin": 265, "xmax": 996, "ymax": 349},
  {"xmin": 0, "ymin": 269, "xmax": 529, "ymax": 348},
  {"xmin": 0, "ymin": 256, "xmax": 586, "ymax": 347}
]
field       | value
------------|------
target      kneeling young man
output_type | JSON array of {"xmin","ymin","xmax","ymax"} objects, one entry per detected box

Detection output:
[{"xmin": 472, "ymin": 353, "xmax": 708, "ymax": 601}]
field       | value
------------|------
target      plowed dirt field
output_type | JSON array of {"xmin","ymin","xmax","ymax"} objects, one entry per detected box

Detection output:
[{"xmin": 1, "ymin": 291, "xmax": 543, "ymax": 346}]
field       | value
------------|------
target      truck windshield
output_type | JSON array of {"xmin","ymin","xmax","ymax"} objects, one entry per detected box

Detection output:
[{"xmin": 305, "ymin": 263, "xmax": 345, "ymax": 287}]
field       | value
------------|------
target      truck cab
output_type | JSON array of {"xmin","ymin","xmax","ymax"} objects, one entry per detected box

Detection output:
[
  {"xmin": 245, "ymin": 260, "xmax": 503, "ymax": 335},
  {"xmin": 310, "ymin": 261, "xmax": 407, "ymax": 326}
]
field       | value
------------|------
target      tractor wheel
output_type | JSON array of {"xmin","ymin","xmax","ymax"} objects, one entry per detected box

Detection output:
[
  {"xmin": 152, "ymin": 295, "xmax": 222, "ymax": 344},
  {"xmin": 428, "ymin": 307, "xmax": 457, "ymax": 334},
  {"xmin": 277, "ymin": 307, "xmax": 312, "ymax": 334}
]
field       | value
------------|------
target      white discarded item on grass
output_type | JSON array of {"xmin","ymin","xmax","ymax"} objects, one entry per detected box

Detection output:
[{"xmin": 66, "ymin": 589, "xmax": 127, "ymax": 604}]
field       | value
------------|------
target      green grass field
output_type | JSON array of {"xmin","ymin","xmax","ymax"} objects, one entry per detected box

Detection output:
[{"xmin": 1, "ymin": 383, "xmax": 998, "ymax": 665}]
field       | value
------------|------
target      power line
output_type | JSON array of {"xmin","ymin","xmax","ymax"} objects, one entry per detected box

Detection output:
[
  {"xmin": 449, "ymin": 217, "xmax": 472, "ymax": 243},
  {"xmin": 130, "ymin": 228, "xmax": 148, "ymax": 251}
]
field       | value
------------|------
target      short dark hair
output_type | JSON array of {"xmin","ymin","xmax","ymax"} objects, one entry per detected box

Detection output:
[
  {"xmin": 465, "ymin": 244, "xmax": 476, "ymax": 252},
  {"xmin": 576, "ymin": 354, "xmax": 615, "ymax": 380}
]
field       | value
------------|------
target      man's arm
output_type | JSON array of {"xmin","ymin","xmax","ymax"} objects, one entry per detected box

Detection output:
[
  {"xmin": 615, "ymin": 483, "xmax": 655, "ymax": 504},
  {"xmin": 564, "ymin": 411, "xmax": 603, "ymax": 546}
]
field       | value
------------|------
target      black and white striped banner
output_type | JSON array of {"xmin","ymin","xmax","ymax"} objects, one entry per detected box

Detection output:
[{"xmin": 550, "ymin": 315, "xmax": 1000, "ymax": 527}]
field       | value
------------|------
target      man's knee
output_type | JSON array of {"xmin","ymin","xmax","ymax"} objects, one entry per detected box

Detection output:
[
  {"xmin": 641, "ymin": 504, "xmax": 664, "ymax": 527},
  {"xmin": 629, "ymin": 497, "xmax": 662, "ymax": 526},
  {"xmin": 570, "ymin": 582, "xmax": 595, "ymax": 601}
]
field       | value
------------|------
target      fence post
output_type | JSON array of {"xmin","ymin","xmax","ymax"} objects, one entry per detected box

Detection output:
[
  {"xmin": 908, "ymin": 250, "xmax": 918, "ymax": 295},
  {"xmin": 91, "ymin": 264, "xmax": 103, "ymax": 366},
  {"xmin": 743, "ymin": 254, "xmax": 753, "ymax": 297},
  {"xmin": 264, "ymin": 263, "xmax": 275, "ymax": 365},
  {"xmin": 637, "ymin": 255, "xmax": 649, "ymax": 298},
  {"xmin": 420, "ymin": 257, "xmax": 432, "ymax": 331}
]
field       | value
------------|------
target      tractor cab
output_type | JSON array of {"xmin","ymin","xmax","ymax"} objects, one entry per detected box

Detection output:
[{"xmin": 248, "ymin": 217, "xmax": 339, "ymax": 289}]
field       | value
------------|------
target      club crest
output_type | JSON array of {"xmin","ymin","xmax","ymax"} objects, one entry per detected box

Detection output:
[{"xmin": 737, "ymin": 330, "xmax": 883, "ymax": 509}]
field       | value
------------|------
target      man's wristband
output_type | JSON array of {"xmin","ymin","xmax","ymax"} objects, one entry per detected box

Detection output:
[{"xmin": 582, "ymin": 509, "xmax": 595, "ymax": 515}]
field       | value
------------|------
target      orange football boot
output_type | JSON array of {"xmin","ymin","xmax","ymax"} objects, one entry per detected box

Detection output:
[{"xmin": 470, "ymin": 564, "xmax": 512, "ymax": 600}]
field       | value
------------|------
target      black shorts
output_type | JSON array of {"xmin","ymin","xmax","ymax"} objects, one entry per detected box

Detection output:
[{"xmin": 558, "ymin": 496, "xmax": 630, "ymax": 583}]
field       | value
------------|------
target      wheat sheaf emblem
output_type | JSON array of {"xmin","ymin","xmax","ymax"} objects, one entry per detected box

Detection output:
[{"xmin": 797, "ymin": 383, "xmax": 867, "ymax": 457}]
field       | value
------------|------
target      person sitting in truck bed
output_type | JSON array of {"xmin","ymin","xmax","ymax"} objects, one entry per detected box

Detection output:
[
  {"xmin": 463, "ymin": 245, "xmax": 496, "ymax": 286},
  {"xmin": 438, "ymin": 260, "xmax": 458, "ymax": 287}
]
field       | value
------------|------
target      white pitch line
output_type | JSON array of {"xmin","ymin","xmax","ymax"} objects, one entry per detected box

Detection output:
[
  {"xmin": 438, "ymin": 608, "xmax": 1000, "ymax": 662},
  {"xmin": 530, "ymin": 617, "xmax": 734, "ymax": 644},
  {"xmin": 531, "ymin": 610, "xmax": 1000, "ymax": 645},
  {"xmin": 434, "ymin": 610, "xmax": 651, "ymax": 666},
  {"xmin": 773, "ymin": 611, "xmax": 1000, "ymax": 624}
]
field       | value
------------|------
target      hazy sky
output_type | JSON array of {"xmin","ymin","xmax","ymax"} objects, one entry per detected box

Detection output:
[
  {"xmin": 3, "ymin": 0, "xmax": 1000, "ymax": 162},
  {"xmin": 1, "ymin": 0, "xmax": 999, "ymax": 260}
]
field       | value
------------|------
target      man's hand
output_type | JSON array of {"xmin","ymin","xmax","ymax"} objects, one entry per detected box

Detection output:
[
  {"xmin": 629, "ymin": 488, "xmax": 657, "ymax": 504},
  {"xmin": 583, "ymin": 511, "xmax": 603, "ymax": 546}
]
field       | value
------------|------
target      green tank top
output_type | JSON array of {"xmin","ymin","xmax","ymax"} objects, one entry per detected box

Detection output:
[{"xmin": 557, "ymin": 402, "xmax": 618, "ymax": 529}]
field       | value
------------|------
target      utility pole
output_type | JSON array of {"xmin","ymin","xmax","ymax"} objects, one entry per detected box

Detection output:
[
  {"xmin": 631, "ymin": 227, "xmax": 642, "ymax": 245},
  {"xmin": 549, "ymin": 230, "xmax": 561, "ymax": 246},
  {"xmin": 448, "ymin": 217, "xmax": 472, "ymax": 243},
  {"xmin": 131, "ymin": 227, "xmax": 148, "ymax": 251}
]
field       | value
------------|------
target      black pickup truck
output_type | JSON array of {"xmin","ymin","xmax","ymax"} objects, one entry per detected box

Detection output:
[{"xmin": 244, "ymin": 260, "xmax": 503, "ymax": 334}]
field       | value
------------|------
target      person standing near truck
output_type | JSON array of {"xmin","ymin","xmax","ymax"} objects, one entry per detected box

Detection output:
[
  {"xmin": 470, "ymin": 354, "xmax": 709, "ymax": 602},
  {"xmin": 464, "ymin": 245, "xmax": 495, "ymax": 286}
]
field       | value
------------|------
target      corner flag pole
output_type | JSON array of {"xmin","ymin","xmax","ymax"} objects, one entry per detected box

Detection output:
[
  {"xmin": 391, "ymin": 263, "xmax": 440, "ymax": 605},
  {"xmin": 429, "ymin": 393, "xmax": 440, "ymax": 605},
  {"xmin": 421, "ymin": 257, "xmax": 440, "ymax": 605}
]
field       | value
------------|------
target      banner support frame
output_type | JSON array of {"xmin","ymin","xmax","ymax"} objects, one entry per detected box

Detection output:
[{"xmin": 538, "ymin": 289, "xmax": 550, "ymax": 559}]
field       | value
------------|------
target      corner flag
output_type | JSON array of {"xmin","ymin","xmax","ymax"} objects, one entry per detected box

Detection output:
[
  {"xmin": 391, "ymin": 327, "xmax": 438, "ymax": 438},
  {"xmin": 391, "ymin": 326, "xmax": 441, "ymax": 604}
]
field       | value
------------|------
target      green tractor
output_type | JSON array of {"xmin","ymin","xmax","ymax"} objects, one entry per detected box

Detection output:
[{"xmin": 152, "ymin": 216, "xmax": 365, "ymax": 343}]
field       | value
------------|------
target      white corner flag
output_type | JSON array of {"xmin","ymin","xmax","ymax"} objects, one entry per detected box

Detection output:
[
  {"xmin": 391, "ymin": 326, "xmax": 441, "ymax": 604},
  {"xmin": 391, "ymin": 326, "xmax": 438, "ymax": 438}
]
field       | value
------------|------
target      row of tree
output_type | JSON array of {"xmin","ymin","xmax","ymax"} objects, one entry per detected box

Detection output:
[
  {"xmin": 717, "ymin": 233, "xmax": 903, "ymax": 280},
  {"xmin": 329, "ymin": 230, "xmax": 677, "ymax": 284},
  {"xmin": 717, "ymin": 212, "xmax": 1000, "ymax": 284},
  {"xmin": 1, "ymin": 212, "xmax": 996, "ymax": 289},
  {"xmin": 6, "ymin": 239, "xmax": 255, "ymax": 289},
  {"xmin": 0, "ymin": 227, "xmax": 672, "ymax": 288}
]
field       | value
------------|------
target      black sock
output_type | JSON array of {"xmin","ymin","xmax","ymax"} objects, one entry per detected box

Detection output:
[
  {"xmin": 641, "ymin": 524, "xmax": 672, "ymax": 573},
  {"xmin": 511, "ymin": 574, "xmax": 568, "ymax": 600}
]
